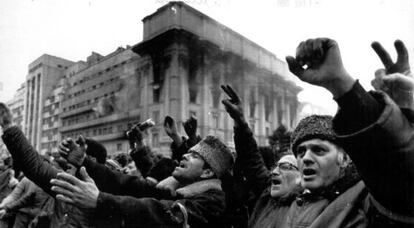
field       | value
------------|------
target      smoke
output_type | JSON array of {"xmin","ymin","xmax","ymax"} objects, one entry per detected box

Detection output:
[
  {"xmin": 92, "ymin": 73, "xmax": 140, "ymax": 117},
  {"xmin": 93, "ymin": 96, "xmax": 115, "ymax": 117},
  {"xmin": 114, "ymin": 75, "xmax": 140, "ymax": 113}
]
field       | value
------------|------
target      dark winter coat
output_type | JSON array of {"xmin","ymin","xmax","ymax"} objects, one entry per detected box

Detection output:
[
  {"xmin": 82, "ymin": 157, "xmax": 228, "ymax": 228},
  {"xmin": 234, "ymin": 82, "xmax": 414, "ymax": 227},
  {"xmin": 2, "ymin": 127, "xmax": 95, "ymax": 228}
]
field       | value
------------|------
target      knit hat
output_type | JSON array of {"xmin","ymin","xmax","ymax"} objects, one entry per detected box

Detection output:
[
  {"xmin": 85, "ymin": 138, "xmax": 107, "ymax": 164},
  {"xmin": 291, "ymin": 115, "xmax": 337, "ymax": 156},
  {"xmin": 190, "ymin": 135, "xmax": 234, "ymax": 178}
]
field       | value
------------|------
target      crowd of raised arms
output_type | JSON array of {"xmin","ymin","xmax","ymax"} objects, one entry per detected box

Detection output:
[{"xmin": 0, "ymin": 38, "xmax": 413, "ymax": 228}]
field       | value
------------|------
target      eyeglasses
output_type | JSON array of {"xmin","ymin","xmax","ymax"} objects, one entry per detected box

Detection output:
[{"xmin": 273, "ymin": 162, "xmax": 298, "ymax": 171}]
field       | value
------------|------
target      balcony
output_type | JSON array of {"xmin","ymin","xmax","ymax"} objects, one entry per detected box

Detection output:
[
  {"xmin": 60, "ymin": 110, "xmax": 138, "ymax": 133},
  {"xmin": 92, "ymin": 132, "xmax": 125, "ymax": 142}
]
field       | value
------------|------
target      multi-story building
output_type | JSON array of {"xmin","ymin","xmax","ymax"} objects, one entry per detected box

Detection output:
[
  {"xmin": 40, "ymin": 78, "xmax": 67, "ymax": 155},
  {"xmin": 59, "ymin": 47, "xmax": 141, "ymax": 155},
  {"xmin": 22, "ymin": 2, "xmax": 301, "ymax": 157},
  {"xmin": 0, "ymin": 84, "xmax": 27, "ymax": 159},
  {"xmin": 7, "ymin": 83, "xmax": 26, "ymax": 130},
  {"xmin": 24, "ymin": 55, "xmax": 74, "ymax": 152}
]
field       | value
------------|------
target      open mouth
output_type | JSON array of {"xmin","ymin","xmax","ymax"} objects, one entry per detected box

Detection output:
[
  {"xmin": 303, "ymin": 168, "xmax": 316, "ymax": 176},
  {"xmin": 179, "ymin": 162, "xmax": 186, "ymax": 168},
  {"xmin": 271, "ymin": 178, "xmax": 281, "ymax": 185}
]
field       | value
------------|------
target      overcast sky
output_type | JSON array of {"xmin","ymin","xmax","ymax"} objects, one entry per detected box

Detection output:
[{"xmin": 1, "ymin": 0, "xmax": 413, "ymax": 114}]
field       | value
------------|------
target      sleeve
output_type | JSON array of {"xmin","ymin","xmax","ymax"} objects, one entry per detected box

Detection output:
[
  {"xmin": 233, "ymin": 120, "xmax": 271, "ymax": 198},
  {"xmin": 1, "ymin": 127, "xmax": 59, "ymax": 197},
  {"xmin": 333, "ymin": 82, "xmax": 414, "ymax": 218},
  {"xmin": 83, "ymin": 157, "xmax": 157, "ymax": 198},
  {"xmin": 130, "ymin": 146, "xmax": 155, "ymax": 177},
  {"xmin": 94, "ymin": 190, "xmax": 225, "ymax": 227},
  {"xmin": 334, "ymin": 81, "xmax": 383, "ymax": 135}
]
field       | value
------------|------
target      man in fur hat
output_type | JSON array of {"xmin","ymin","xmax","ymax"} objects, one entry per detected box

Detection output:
[
  {"xmin": 284, "ymin": 38, "xmax": 414, "ymax": 227},
  {"xmin": 221, "ymin": 37, "xmax": 414, "ymax": 227},
  {"xmin": 0, "ymin": 105, "xmax": 234, "ymax": 228}
]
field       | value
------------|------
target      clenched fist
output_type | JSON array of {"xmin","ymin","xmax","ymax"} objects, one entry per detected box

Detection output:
[{"xmin": 286, "ymin": 38, "xmax": 355, "ymax": 98}]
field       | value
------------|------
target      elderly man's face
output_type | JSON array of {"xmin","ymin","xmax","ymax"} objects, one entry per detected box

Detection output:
[
  {"xmin": 270, "ymin": 155, "xmax": 301, "ymax": 198},
  {"xmin": 296, "ymin": 139, "xmax": 348, "ymax": 191},
  {"xmin": 172, "ymin": 151, "xmax": 206, "ymax": 183}
]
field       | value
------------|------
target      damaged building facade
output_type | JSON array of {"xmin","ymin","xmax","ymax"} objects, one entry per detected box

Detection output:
[
  {"xmin": 130, "ymin": 2, "xmax": 301, "ymax": 154},
  {"xmin": 15, "ymin": 1, "xmax": 301, "ymax": 156}
]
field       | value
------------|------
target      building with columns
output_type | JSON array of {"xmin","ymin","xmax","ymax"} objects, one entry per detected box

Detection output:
[
  {"xmin": 19, "ymin": 1, "xmax": 300, "ymax": 157},
  {"xmin": 130, "ymin": 1, "xmax": 301, "ymax": 153}
]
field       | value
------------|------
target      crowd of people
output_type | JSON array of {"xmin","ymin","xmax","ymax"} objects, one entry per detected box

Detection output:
[{"xmin": 0, "ymin": 37, "xmax": 413, "ymax": 227}]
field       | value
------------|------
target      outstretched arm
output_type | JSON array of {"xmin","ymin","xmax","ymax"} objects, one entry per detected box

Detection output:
[
  {"xmin": 94, "ymin": 190, "xmax": 225, "ymax": 227},
  {"xmin": 221, "ymin": 85, "xmax": 271, "ymax": 198},
  {"xmin": 0, "ymin": 104, "xmax": 59, "ymax": 198}
]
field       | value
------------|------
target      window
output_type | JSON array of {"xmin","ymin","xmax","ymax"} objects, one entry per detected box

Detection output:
[
  {"xmin": 189, "ymin": 88, "xmax": 197, "ymax": 103},
  {"xmin": 264, "ymin": 94, "xmax": 272, "ymax": 121},
  {"xmin": 153, "ymin": 85, "xmax": 161, "ymax": 103},
  {"xmin": 249, "ymin": 88, "xmax": 256, "ymax": 118},
  {"xmin": 117, "ymin": 143, "xmax": 123, "ymax": 151},
  {"xmin": 212, "ymin": 114, "xmax": 219, "ymax": 129},
  {"xmin": 152, "ymin": 110, "xmax": 160, "ymax": 123},
  {"xmin": 117, "ymin": 125, "xmax": 123, "ymax": 132},
  {"xmin": 152, "ymin": 133, "xmax": 159, "ymax": 147}
]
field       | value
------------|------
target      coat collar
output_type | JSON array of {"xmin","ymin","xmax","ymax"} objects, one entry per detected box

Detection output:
[
  {"xmin": 176, "ymin": 179, "xmax": 222, "ymax": 198},
  {"xmin": 298, "ymin": 162, "xmax": 361, "ymax": 202}
]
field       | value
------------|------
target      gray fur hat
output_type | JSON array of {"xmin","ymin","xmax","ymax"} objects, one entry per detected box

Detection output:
[
  {"xmin": 291, "ymin": 115, "xmax": 337, "ymax": 156},
  {"xmin": 190, "ymin": 135, "xmax": 233, "ymax": 178}
]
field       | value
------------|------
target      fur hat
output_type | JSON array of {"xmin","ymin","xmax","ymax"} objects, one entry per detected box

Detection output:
[
  {"xmin": 190, "ymin": 135, "xmax": 234, "ymax": 178},
  {"xmin": 291, "ymin": 115, "xmax": 337, "ymax": 156},
  {"xmin": 85, "ymin": 138, "xmax": 107, "ymax": 164}
]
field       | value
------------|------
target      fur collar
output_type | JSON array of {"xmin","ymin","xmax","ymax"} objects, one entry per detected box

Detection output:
[{"xmin": 176, "ymin": 179, "xmax": 222, "ymax": 198}]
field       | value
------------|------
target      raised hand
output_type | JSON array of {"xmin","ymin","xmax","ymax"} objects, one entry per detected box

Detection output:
[
  {"xmin": 58, "ymin": 136, "xmax": 87, "ymax": 167},
  {"xmin": 164, "ymin": 116, "xmax": 178, "ymax": 137},
  {"xmin": 183, "ymin": 115, "xmax": 197, "ymax": 138},
  {"xmin": 286, "ymin": 38, "xmax": 355, "ymax": 98},
  {"xmin": 371, "ymin": 40, "xmax": 413, "ymax": 109},
  {"xmin": 221, "ymin": 85, "xmax": 244, "ymax": 123},
  {"xmin": 373, "ymin": 70, "xmax": 414, "ymax": 109},
  {"xmin": 371, "ymin": 40, "xmax": 410, "ymax": 75},
  {"xmin": 164, "ymin": 116, "xmax": 182, "ymax": 146},
  {"xmin": 51, "ymin": 167, "xmax": 99, "ymax": 209},
  {"xmin": 0, "ymin": 103, "xmax": 12, "ymax": 130},
  {"xmin": 126, "ymin": 123, "xmax": 144, "ymax": 149}
]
